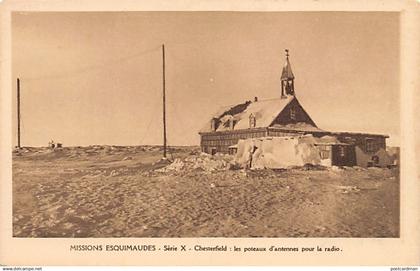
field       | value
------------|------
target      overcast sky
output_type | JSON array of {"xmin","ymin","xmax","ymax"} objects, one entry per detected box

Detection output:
[{"xmin": 12, "ymin": 12, "xmax": 400, "ymax": 147}]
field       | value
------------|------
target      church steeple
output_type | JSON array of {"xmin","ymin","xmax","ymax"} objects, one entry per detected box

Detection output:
[{"xmin": 281, "ymin": 49, "xmax": 295, "ymax": 98}]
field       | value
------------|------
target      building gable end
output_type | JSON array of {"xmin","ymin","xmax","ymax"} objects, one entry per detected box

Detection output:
[{"xmin": 269, "ymin": 98, "xmax": 317, "ymax": 127}]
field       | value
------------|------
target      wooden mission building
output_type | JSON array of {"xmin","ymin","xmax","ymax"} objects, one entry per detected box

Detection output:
[{"xmin": 199, "ymin": 50, "xmax": 388, "ymax": 166}]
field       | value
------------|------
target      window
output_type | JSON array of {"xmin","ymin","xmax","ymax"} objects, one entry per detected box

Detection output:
[
  {"xmin": 339, "ymin": 146, "xmax": 345, "ymax": 157},
  {"xmin": 320, "ymin": 151, "xmax": 329, "ymax": 159},
  {"xmin": 366, "ymin": 138, "xmax": 375, "ymax": 152},
  {"xmin": 249, "ymin": 113, "xmax": 256, "ymax": 128},
  {"xmin": 290, "ymin": 107, "xmax": 296, "ymax": 120},
  {"xmin": 317, "ymin": 145, "xmax": 331, "ymax": 159}
]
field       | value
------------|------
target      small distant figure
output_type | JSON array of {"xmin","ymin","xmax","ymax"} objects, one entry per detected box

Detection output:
[
  {"xmin": 48, "ymin": 140, "xmax": 55, "ymax": 149},
  {"xmin": 48, "ymin": 140, "xmax": 63, "ymax": 149},
  {"xmin": 247, "ymin": 146, "xmax": 258, "ymax": 169}
]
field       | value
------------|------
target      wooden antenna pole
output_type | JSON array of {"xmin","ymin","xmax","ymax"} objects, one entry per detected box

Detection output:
[
  {"xmin": 162, "ymin": 44, "xmax": 167, "ymax": 158},
  {"xmin": 17, "ymin": 78, "xmax": 21, "ymax": 148}
]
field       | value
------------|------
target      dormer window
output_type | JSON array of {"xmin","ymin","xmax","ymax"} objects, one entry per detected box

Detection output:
[
  {"xmin": 249, "ymin": 113, "xmax": 256, "ymax": 128},
  {"xmin": 290, "ymin": 107, "xmax": 296, "ymax": 120},
  {"xmin": 228, "ymin": 116, "xmax": 234, "ymax": 130},
  {"xmin": 211, "ymin": 118, "xmax": 218, "ymax": 131}
]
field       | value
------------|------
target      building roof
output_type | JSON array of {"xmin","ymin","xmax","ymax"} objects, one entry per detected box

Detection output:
[
  {"xmin": 281, "ymin": 56, "xmax": 294, "ymax": 80},
  {"xmin": 200, "ymin": 96, "xmax": 295, "ymax": 133},
  {"xmin": 199, "ymin": 49, "xmax": 389, "ymax": 139}
]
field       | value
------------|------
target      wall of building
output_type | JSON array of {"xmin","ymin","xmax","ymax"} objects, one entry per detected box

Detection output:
[
  {"xmin": 200, "ymin": 125, "xmax": 387, "ymax": 164},
  {"xmin": 334, "ymin": 134, "xmax": 386, "ymax": 154},
  {"xmin": 267, "ymin": 129, "xmax": 303, "ymax": 137},
  {"xmin": 200, "ymin": 127, "xmax": 303, "ymax": 154},
  {"xmin": 200, "ymin": 128, "xmax": 269, "ymax": 154},
  {"xmin": 331, "ymin": 145, "xmax": 357, "ymax": 166}
]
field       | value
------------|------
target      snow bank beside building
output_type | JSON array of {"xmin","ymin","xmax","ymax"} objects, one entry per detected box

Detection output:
[
  {"xmin": 234, "ymin": 135, "xmax": 322, "ymax": 169},
  {"xmin": 234, "ymin": 135, "xmax": 395, "ymax": 169},
  {"xmin": 386, "ymin": 147, "xmax": 400, "ymax": 166},
  {"xmin": 355, "ymin": 146, "xmax": 393, "ymax": 167}
]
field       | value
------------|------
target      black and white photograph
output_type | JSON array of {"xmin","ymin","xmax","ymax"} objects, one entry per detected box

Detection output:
[{"xmin": 9, "ymin": 11, "xmax": 402, "ymax": 239}]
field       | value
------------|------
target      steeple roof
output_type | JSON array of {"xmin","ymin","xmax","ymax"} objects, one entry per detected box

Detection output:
[{"xmin": 281, "ymin": 49, "xmax": 295, "ymax": 80}]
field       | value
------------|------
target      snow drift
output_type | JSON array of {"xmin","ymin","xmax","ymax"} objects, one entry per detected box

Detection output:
[
  {"xmin": 355, "ymin": 146, "xmax": 393, "ymax": 167},
  {"xmin": 234, "ymin": 135, "xmax": 322, "ymax": 169},
  {"xmin": 156, "ymin": 153, "xmax": 231, "ymax": 173}
]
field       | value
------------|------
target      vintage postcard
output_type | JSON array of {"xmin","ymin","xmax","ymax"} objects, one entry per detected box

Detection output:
[{"xmin": 0, "ymin": 0, "xmax": 419, "ymax": 267}]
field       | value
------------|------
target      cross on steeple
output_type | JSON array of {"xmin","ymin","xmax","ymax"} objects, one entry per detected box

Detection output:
[{"xmin": 285, "ymin": 49, "xmax": 289, "ymax": 58}]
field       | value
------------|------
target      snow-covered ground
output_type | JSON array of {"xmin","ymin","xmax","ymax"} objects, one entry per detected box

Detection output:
[{"xmin": 12, "ymin": 146, "xmax": 399, "ymax": 237}]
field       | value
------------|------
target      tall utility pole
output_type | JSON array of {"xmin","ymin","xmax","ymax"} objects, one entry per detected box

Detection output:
[
  {"xmin": 17, "ymin": 78, "xmax": 21, "ymax": 149},
  {"xmin": 162, "ymin": 44, "xmax": 167, "ymax": 158}
]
